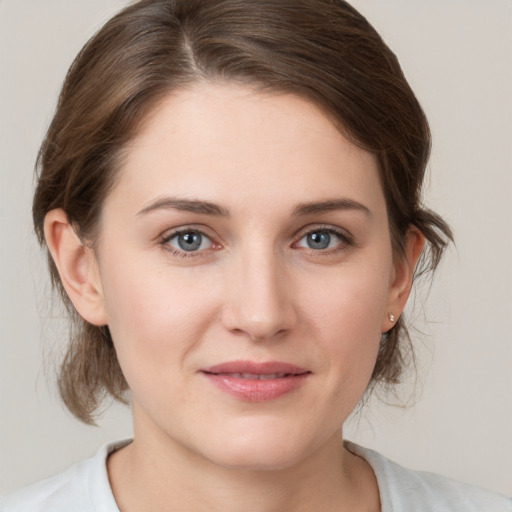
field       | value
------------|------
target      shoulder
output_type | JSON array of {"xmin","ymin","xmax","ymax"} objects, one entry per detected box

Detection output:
[
  {"xmin": 346, "ymin": 442, "xmax": 512, "ymax": 512},
  {"xmin": 0, "ymin": 441, "xmax": 128, "ymax": 512},
  {"xmin": 1, "ymin": 461, "xmax": 93, "ymax": 512}
]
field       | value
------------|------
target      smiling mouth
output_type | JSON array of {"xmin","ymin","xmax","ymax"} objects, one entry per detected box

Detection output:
[
  {"xmin": 204, "ymin": 372, "xmax": 300, "ymax": 380},
  {"xmin": 200, "ymin": 361, "xmax": 311, "ymax": 401}
]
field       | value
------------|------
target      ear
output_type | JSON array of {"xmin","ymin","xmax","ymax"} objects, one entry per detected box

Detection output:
[
  {"xmin": 44, "ymin": 209, "xmax": 108, "ymax": 326},
  {"xmin": 382, "ymin": 226, "xmax": 424, "ymax": 332}
]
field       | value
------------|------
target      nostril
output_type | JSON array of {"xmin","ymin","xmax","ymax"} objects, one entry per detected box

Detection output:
[
  {"xmin": 220, "ymin": 276, "xmax": 297, "ymax": 340},
  {"xmin": 248, "ymin": 328, "xmax": 288, "ymax": 342}
]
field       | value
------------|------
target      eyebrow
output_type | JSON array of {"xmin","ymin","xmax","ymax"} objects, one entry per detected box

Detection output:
[
  {"xmin": 137, "ymin": 197, "xmax": 230, "ymax": 217},
  {"xmin": 137, "ymin": 196, "xmax": 370, "ymax": 218},
  {"xmin": 292, "ymin": 198, "xmax": 371, "ymax": 217}
]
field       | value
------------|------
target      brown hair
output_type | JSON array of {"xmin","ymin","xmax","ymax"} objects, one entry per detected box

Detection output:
[{"xmin": 33, "ymin": 0, "xmax": 452, "ymax": 424}]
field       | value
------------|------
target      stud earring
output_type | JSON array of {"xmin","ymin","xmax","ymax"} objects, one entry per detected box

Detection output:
[{"xmin": 388, "ymin": 313, "xmax": 396, "ymax": 323}]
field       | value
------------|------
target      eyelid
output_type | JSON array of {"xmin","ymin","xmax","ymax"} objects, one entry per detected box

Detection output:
[
  {"xmin": 167, "ymin": 230, "xmax": 212, "ymax": 251},
  {"xmin": 293, "ymin": 224, "xmax": 353, "ymax": 242},
  {"xmin": 160, "ymin": 223, "xmax": 217, "ymax": 242},
  {"xmin": 159, "ymin": 225, "xmax": 222, "ymax": 257},
  {"xmin": 292, "ymin": 224, "xmax": 354, "ymax": 251},
  {"xmin": 157, "ymin": 223, "xmax": 354, "ymax": 259}
]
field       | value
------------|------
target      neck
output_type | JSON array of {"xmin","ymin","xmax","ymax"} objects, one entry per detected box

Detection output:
[{"xmin": 108, "ymin": 426, "xmax": 379, "ymax": 512}]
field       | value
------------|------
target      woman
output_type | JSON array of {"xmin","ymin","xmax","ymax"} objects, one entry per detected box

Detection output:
[{"xmin": 2, "ymin": 0, "xmax": 510, "ymax": 510}]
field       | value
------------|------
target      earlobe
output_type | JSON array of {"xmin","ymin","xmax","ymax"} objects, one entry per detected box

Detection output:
[
  {"xmin": 44, "ymin": 209, "xmax": 108, "ymax": 326},
  {"xmin": 382, "ymin": 227, "xmax": 424, "ymax": 332}
]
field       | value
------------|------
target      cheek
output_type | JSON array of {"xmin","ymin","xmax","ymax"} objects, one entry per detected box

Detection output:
[
  {"xmin": 299, "ymin": 258, "xmax": 391, "ymax": 384},
  {"xmin": 99, "ymin": 256, "xmax": 219, "ymax": 382},
  {"xmin": 303, "ymin": 261, "xmax": 391, "ymax": 336}
]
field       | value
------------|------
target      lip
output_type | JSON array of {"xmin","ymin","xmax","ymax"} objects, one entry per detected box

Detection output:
[{"xmin": 200, "ymin": 360, "xmax": 311, "ymax": 402}]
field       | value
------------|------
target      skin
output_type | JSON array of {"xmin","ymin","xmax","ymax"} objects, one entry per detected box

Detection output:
[{"xmin": 45, "ymin": 82, "xmax": 423, "ymax": 512}]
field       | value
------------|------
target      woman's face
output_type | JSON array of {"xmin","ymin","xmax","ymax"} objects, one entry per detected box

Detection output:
[{"xmin": 91, "ymin": 83, "xmax": 407, "ymax": 470}]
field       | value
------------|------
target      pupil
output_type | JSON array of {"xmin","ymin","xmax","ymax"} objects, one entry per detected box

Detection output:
[
  {"xmin": 178, "ymin": 232, "xmax": 202, "ymax": 251},
  {"xmin": 308, "ymin": 231, "xmax": 330, "ymax": 250}
]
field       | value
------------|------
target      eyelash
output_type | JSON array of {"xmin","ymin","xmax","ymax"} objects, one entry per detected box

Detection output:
[
  {"xmin": 293, "ymin": 225, "xmax": 354, "ymax": 255},
  {"xmin": 160, "ymin": 227, "xmax": 218, "ymax": 259},
  {"xmin": 159, "ymin": 225, "xmax": 354, "ymax": 259}
]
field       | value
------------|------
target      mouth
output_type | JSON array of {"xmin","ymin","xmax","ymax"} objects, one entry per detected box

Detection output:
[
  {"xmin": 209, "ymin": 372, "xmax": 297, "ymax": 380},
  {"xmin": 200, "ymin": 361, "xmax": 311, "ymax": 402}
]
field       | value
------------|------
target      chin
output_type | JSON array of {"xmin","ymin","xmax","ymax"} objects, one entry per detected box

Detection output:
[
  {"xmin": 196, "ymin": 422, "xmax": 320, "ymax": 472},
  {"xmin": 208, "ymin": 445, "xmax": 307, "ymax": 472}
]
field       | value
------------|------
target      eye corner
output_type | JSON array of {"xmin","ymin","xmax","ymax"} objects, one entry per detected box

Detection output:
[
  {"xmin": 160, "ymin": 227, "xmax": 222, "ymax": 258},
  {"xmin": 292, "ymin": 225, "xmax": 354, "ymax": 253}
]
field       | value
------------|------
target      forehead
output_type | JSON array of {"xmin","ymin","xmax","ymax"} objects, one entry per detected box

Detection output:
[{"xmin": 108, "ymin": 82, "xmax": 385, "ymax": 218}]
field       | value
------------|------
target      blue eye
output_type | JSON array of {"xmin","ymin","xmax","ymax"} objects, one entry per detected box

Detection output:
[
  {"xmin": 297, "ymin": 229, "xmax": 346, "ymax": 250},
  {"xmin": 166, "ymin": 230, "xmax": 212, "ymax": 252}
]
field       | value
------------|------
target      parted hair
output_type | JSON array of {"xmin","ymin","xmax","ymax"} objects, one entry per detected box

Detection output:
[{"xmin": 33, "ymin": 0, "xmax": 452, "ymax": 424}]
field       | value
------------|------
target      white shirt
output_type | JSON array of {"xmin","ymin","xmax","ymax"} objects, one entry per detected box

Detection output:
[{"xmin": 2, "ymin": 440, "xmax": 511, "ymax": 511}]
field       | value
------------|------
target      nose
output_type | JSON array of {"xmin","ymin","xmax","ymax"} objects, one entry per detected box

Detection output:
[{"xmin": 221, "ymin": 246, "xmax": 297, "ymax": 341}]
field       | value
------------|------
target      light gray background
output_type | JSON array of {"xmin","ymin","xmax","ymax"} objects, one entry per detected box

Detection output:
[{"xmin": 1, "ymin": 0, "xmax": 511, "ymax": 496}]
